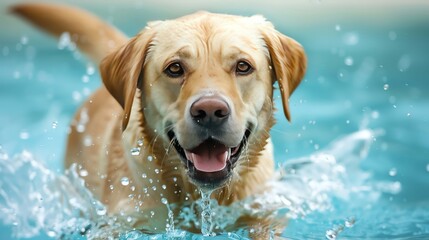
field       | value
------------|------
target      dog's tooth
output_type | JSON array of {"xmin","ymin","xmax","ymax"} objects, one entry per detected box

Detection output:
[
  {"xmin": 227, "ymin": 148, "xmax": 231, "ymax": 161},
  {"xmin": 231, "ymin": 145, "xmax": 240, "ymax": 156},
  {"xmin": 185, "ymin": 150, "xmax": 193, "ymax": 162}
]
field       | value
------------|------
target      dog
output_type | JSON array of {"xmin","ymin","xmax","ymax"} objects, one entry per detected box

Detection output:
[{"xmin": 13, "ymin": 3, "xmax": 306, "ymax": 234}]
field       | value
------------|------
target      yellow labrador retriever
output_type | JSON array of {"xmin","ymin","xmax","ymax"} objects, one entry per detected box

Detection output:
[{"xmin": 13, "ymin": 3, "xmax": 306, "ymax": 233}]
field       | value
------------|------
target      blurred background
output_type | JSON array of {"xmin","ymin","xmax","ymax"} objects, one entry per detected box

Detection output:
[{"xmin": 1, "ymin": 0, "xmax": 428, "ymax": 239}]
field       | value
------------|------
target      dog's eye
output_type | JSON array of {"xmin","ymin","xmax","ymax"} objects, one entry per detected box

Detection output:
[
  {"xmin": 164, "ymin": 62, "xmax": 184, "ymax": 78},
  {"xmin": 236, "ymin": 61, "xmax": 253, "ymax": 76}
]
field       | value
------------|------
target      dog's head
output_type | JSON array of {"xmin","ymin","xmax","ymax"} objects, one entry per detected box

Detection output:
[{"xmin": 100, "ymin": 12, "xmax": 306, "ymax": 190}]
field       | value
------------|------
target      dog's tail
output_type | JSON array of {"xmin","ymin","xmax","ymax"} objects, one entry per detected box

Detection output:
[{"xmin": 11, "ymin": 3, "xmax": 128, "ymax": 64}]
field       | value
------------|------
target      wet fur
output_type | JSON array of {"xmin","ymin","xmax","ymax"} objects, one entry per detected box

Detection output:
[{"xmin": 12, "ymin": 3, "xmax": 306, "ymax": 234}]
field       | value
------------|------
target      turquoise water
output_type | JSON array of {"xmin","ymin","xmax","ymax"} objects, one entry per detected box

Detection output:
[{"xmin": 1, "ymin": 1, "xmax": 429, "ymax": 239}]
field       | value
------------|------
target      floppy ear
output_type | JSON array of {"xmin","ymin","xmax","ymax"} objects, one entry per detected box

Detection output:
[
  {"xmin": 100, "ymin": 31, "xmax": 153, "ymax": 130},
  {"xmin": 262, "ymin": 28, "xmax": 306, "ymax": 122}
]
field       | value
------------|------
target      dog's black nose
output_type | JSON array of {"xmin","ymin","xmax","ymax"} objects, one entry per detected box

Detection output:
[{"xmin": 190, "ymin": 97, "xmax": 230, "ymax": 127}]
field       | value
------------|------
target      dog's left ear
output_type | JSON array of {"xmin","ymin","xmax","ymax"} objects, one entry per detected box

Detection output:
[
  {"xmin": 100, "ymin": 31, "xmax": 153, "ymax": 130},
  {"xmin": 262, "ymin": 28, "xmax": 306, "ymax": 122}
]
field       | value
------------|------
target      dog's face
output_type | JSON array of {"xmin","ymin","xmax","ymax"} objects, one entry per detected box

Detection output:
[{"xmin": 100, "ymin": 12, "xmax": 306, "ymax": 190}]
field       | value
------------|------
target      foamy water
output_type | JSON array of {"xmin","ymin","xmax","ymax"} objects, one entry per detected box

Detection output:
[{"xmin": 0, "ymin": 128, "xmax": 402, "ymax": 239}]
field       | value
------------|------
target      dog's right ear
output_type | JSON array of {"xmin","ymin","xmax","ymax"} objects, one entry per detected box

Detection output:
[{"xmin": 100, "ymin": 31, "xmax": 154, "ymax": 131}]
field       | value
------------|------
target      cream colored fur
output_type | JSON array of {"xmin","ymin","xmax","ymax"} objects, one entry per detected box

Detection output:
[{"xmin": 13, "ymin": 3, "xmax": 306, "ymax": 235}]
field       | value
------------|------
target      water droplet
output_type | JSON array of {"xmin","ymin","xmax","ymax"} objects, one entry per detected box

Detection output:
[
  {"xmin": 407, "ymin": 113, "xmax": 411, "ymax": 117},
  {"xmin": 142, "ymin": 173, "xmax": 147, "ymax": 178},
  {"xmin": 137, "ymin": 139, "xmax": 143, "ymax": 146},
  {"xmin": 82, "ymin": 75, "xmax": 90, "ymax": 83},
  {"xmin": 344, "ymin": 57, "xmax": 354, "ymax": 66},
  {"xmin": 76, "ymin": 124, "xmax": 85, "ymax": 133},
  {"xmin": 96, "ymin": 206, "xmax": 107, "ymax": 216},
  {"xmin": 383, "ymin": 84, "xmax": 389, "ymax": 91},
  {"xmin": 130, "ymin": 147, "xmax": 141, "ymax": 156},
  {"xmin": 13, "ymin": 71, "xmax": 21, "ymax": 79},
  {"xmin": 152, "ymin": 186, "xmax": 157, "ymax": 191},
  {"xmin": 161, "ymin": 198, "xmax": 168, "ymax": 205},
  {"xmin": 47, "ymin": 231, "xmax": 57, "ymax": 237},
  {"xmin": 52, "ymin": 121, "xmax": 58, "ymax": 129},
  {"xmin": 21, "ymin": 36, "xmax": 28, "ymax": 45},
  {"xmin": 343, "ymin": 32, "xmax": 359, "ymax": 46},
  {"xmin": 79, "ymin": 169, "xmax": 88, "ymax": 177},
  {"xmin": 19, "ymin": 131, "xmax": 29, "ymax": 140},
  {"xmin": 325, "ymin": 229, "xmax": 337, "ymax": 240},
  {"xmin": 150, "ymin": 211, "xmax": 155, "ymax": 217},
  {"xmin": 127, "ymin": 216, "xmax": 133, "ymax": 223},
  {"xmin": 346, "ymin": 120, "xmax": 350, "ymax": 124},
  {"xmin": 426, "ymin": 164, "xmax": 429, "ymax": 172},
  {"xmin": 86, "ymin": 64, "xmax": 95, "ymax": 75},
  {"xmin": 154, "ymin": 169, "xmax": 160, "ymax": 174},
  {"xmin": 58, "ymin": 32, "xmax": 71, "ymax": 50},
  {"xmin": 147, "ymin": 155, "xmax": 153, "ymax": 161},
  {"xmin": 335, "ymin": 24, "xmax": 341, "ymax": 31},
  {"xmin": 29, "ymin": 171, "xmax": 37, "ymax": 180},
  {"xmin": 121, "ymin": 177, "xmax": 130, "ymax": 186},
  {"xmin": 162, "ymin": 184, "xmax": 167, "ymax": 190},
  {"xmin": 371, "ymin": 111, "xmax": 379, "ymax": 119},
  {"xmin": 345, "ymin": 217, "xmax": 355, "ymax": 227},
  {"xmin": 72, "ymin": 91, "xmax": 82, "ymax": 102},
  {"xmin": 393, "ymin": 105, "xmax": 397, "ymax": 109},
  {"xmin": 83, "ymin": 136, "xmax": 93, "ymax": 147},
  {"xmin": 109, "ymin": 185, "xmax": 114, "ymax": 190},
  {"xmin": 173, "ymin": 177, "xmax": 177, "ymax": 182}
]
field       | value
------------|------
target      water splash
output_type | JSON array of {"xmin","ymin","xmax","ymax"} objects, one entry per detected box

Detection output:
[
  {"xmin": 199, "ymin": 189, "xmax": 215, "ymax": 237},
  {"xmin": 57, "ymin": 32, "xmax": 74, "ymax": 50},
  {"xmin": 0, "ymin": 149, "xmax": 104, "ymax": 238},
  {"xmin": 161, "ymin": 198, "xmax": 186, "ymax": 238},
  {"xmin": 0, "ymin": 129, "xmax": 409, "ymax": 239}
]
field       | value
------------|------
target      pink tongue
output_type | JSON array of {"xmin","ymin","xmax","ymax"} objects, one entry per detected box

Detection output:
[{"xmin": 185, "ymin": 141, "xmax": 230, "ymax": 173}]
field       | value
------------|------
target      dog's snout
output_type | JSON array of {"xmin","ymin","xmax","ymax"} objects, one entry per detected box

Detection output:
[{"xmin": 190, "ymin": 97, "xmax": 230, "ymax": 126}]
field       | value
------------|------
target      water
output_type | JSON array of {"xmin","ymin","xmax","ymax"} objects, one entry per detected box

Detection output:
[
  {"xmin": 1, "ymin": 1, "xmax": 429, "ymax": 239},
  {"xmin": 199, "ymin": 190, "xmax": 214, "ymax": 237},
  {"xmin": 0, "ymin": 128, "xmax": 414, "ymax": 239}
]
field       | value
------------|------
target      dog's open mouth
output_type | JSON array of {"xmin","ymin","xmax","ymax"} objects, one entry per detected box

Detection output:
[{"xmin": 168, "ymin": 130, "xmax": 250, "ymax": 189}]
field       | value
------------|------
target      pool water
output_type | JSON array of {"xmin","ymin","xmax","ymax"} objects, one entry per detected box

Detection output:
[{"xmin": 1, "ymin": 1, "xmax": 429, "ymax": 239}]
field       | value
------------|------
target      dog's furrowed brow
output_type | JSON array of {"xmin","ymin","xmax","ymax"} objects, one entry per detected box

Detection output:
[
  {"xmin": 175, "ymin": 46, "xmax": 194, "ymax": 59},
  {"xmin": 163, "ymin": 46, "xmax": 195, "ymax": 65}
]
